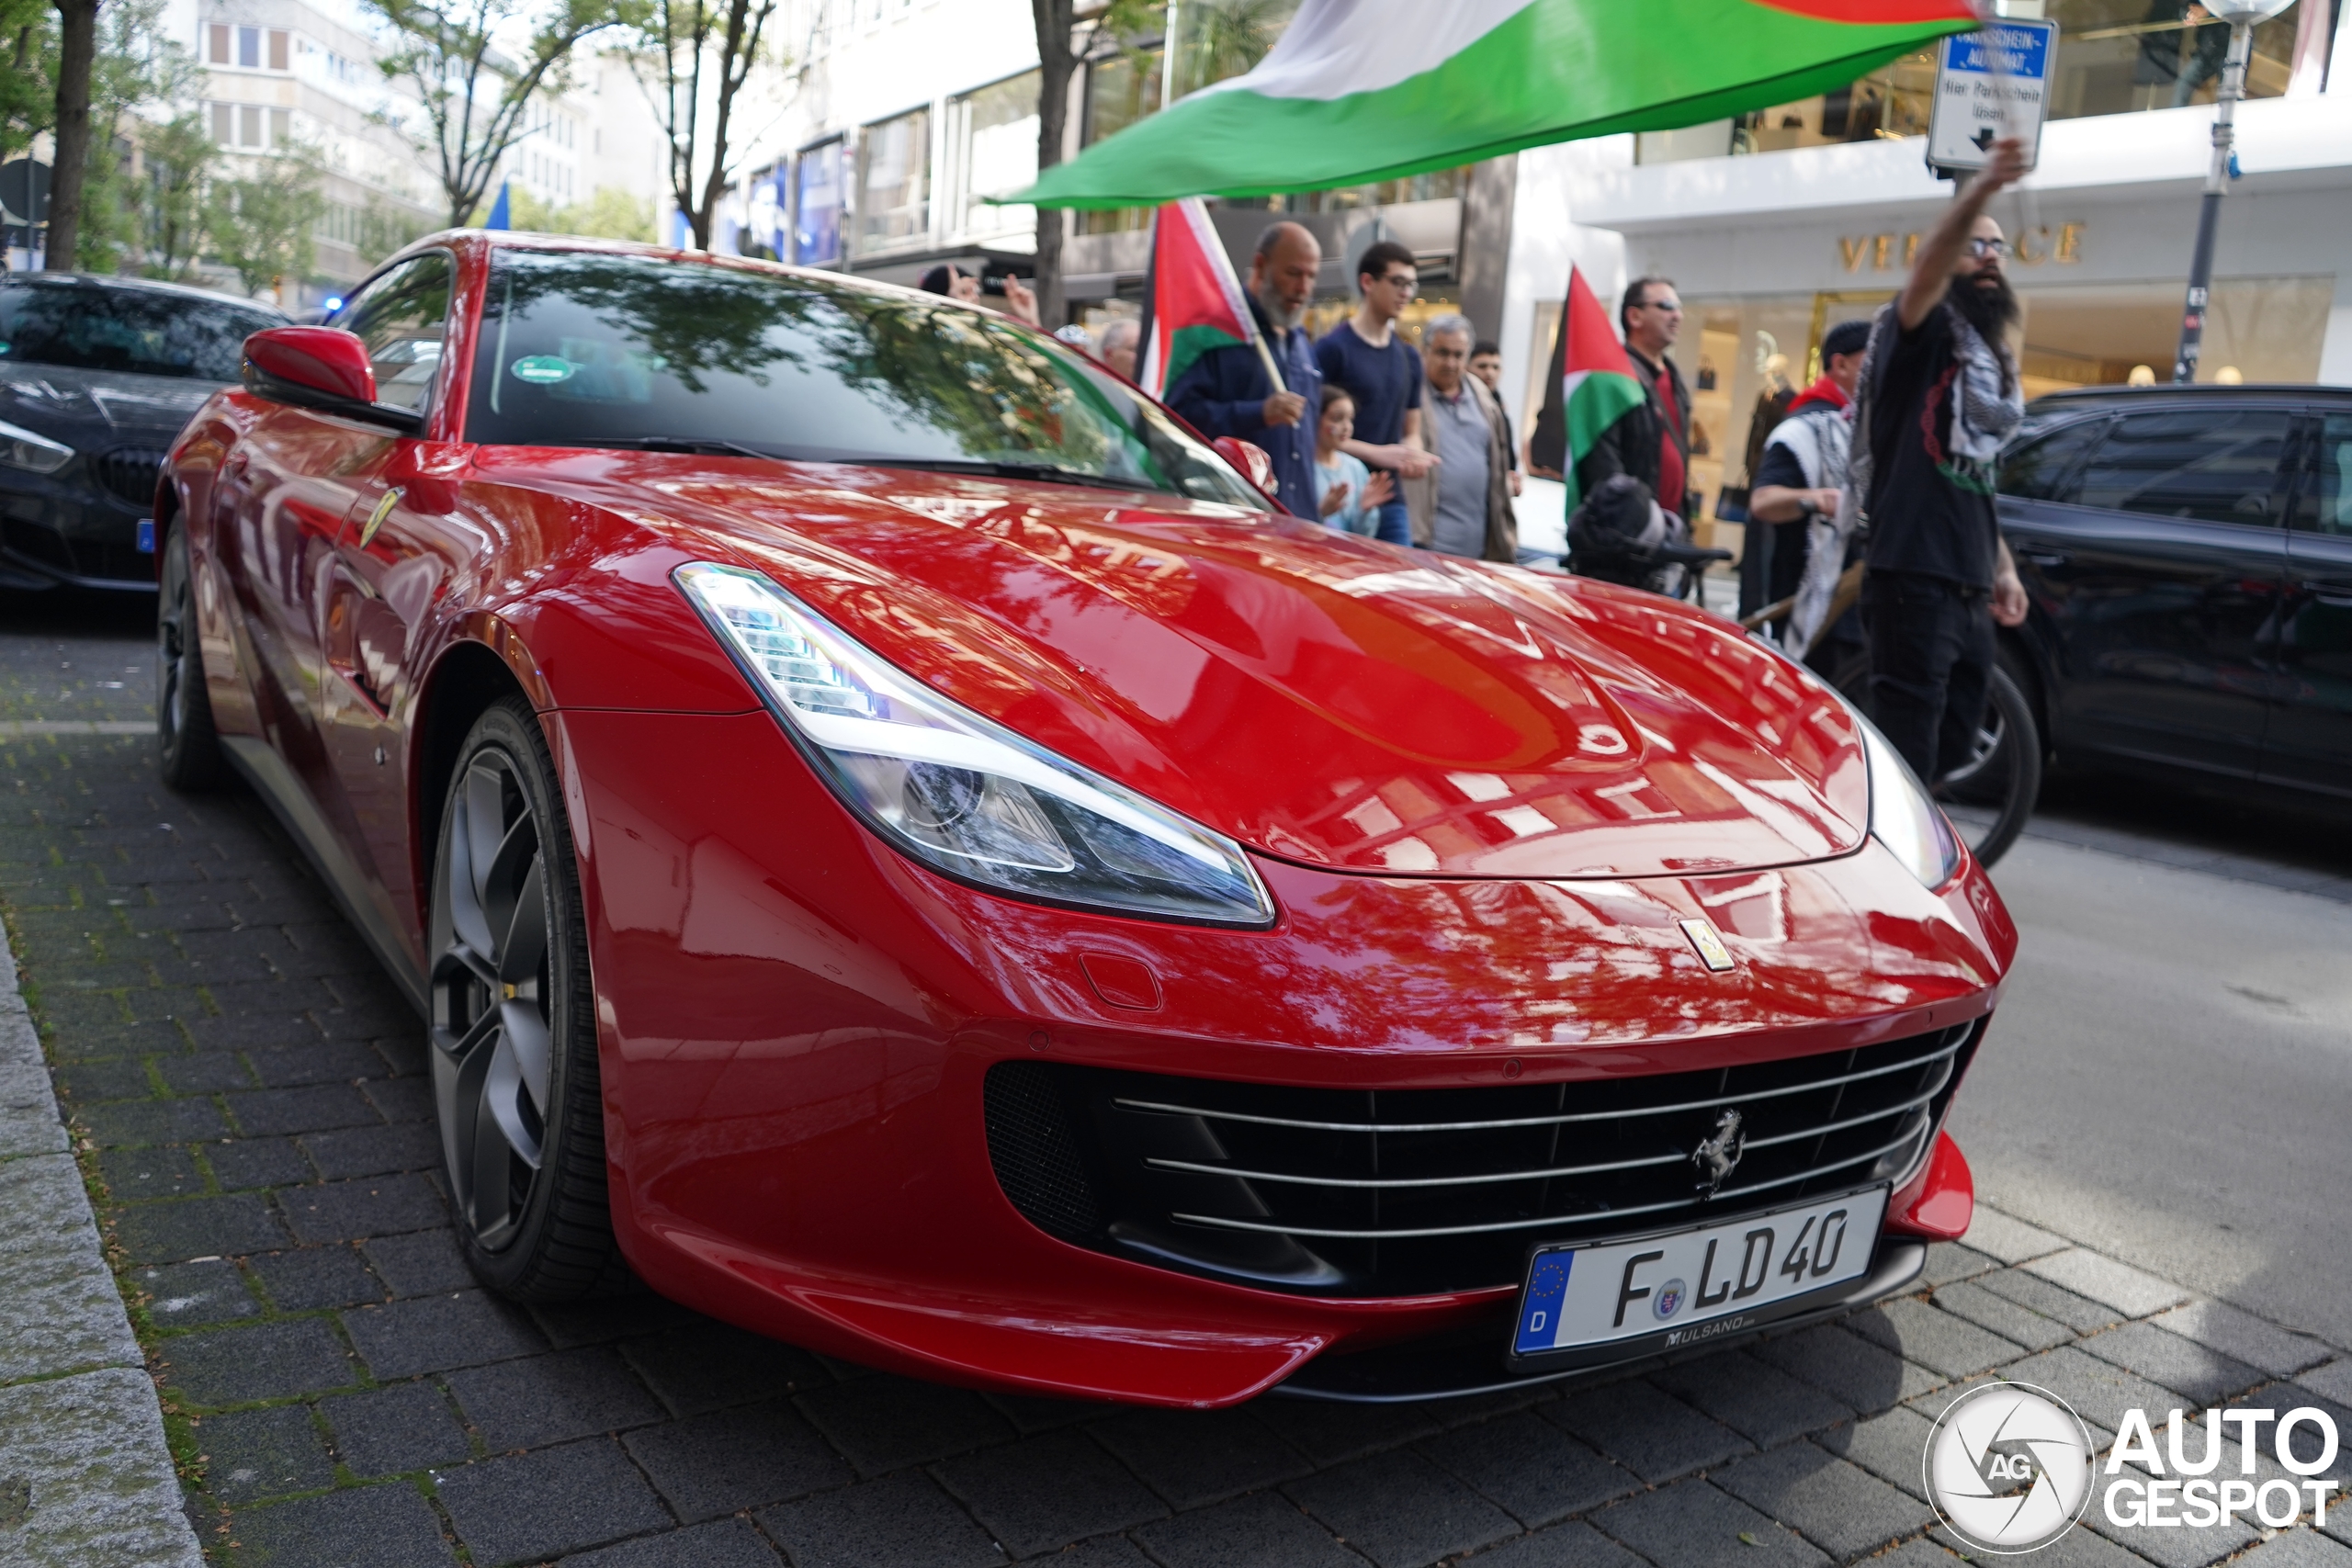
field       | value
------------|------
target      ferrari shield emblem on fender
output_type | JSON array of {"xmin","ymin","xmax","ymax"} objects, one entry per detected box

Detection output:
[
  {"xmin": 359, "ymin": 488, "xmax": 403, "ymax": 548},
  {"xmin": 1679, "ymin": 917, "xmax": 1736, "ymax": 973}
]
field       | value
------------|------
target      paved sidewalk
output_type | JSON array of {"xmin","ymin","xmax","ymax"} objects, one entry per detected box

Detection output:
[
  {"xmin": 1, "ymin": 898, "xmax": 201, "ymax": 1565},
  {"xmin": 4, "ymin": 621, "xmax": 2348, "ymax": 1567}
]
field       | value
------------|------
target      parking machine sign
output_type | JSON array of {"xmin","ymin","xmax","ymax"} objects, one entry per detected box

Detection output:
[{"xmin": 1928, "ymin": 19, "xmax": 2056, "ymax": 174}]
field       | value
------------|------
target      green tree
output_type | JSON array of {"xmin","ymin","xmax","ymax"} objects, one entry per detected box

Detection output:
[
  {"xmin": 205, "ymin": 145, "xmax": 326, "ymax": 296},
  {"xmin": 0, "ymin": 0, "xmax": 54, "ymax": 164},
  {"xmin": 44, "ymin": 0, "xmax": 98, "ymax": 268},
  {"xmin": 624, "ymin": 0, "xmax": 777, "ymax": 252},
  {"xmin": 483, "ymin": 181, "xmax": 651, "ymax": 240},
  {"xmin": 357, "ymin": 193, "xmax": 433, "ymax": 265},
  {"xmin": 369, "ymin": 0, "xmax": 640, "ymax": 228},
  {"xmin": 140, "ymin": 110, "xmax": 211, "ymax": 278},
  {"xmin": 70, "ymin": 0, "xmax": 198, "ymax": 273},
  {"xmin": 1028, "ymin": 0, "xmax": 1159, "ymax": 328}
]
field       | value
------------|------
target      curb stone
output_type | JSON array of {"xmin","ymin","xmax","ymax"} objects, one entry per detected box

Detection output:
[{"xmin": 0, "ymin": 925, "xmax": 202, "ymax": 1567}]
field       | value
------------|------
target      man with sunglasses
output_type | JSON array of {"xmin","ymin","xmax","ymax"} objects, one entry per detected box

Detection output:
[
  {"xmin": 1843, "ymin": 137, "xmax": 2033, "ymax": 787},
  {"xmin": 1563, "ymin": 277, "xmax": 1698, "ymax": 525}
]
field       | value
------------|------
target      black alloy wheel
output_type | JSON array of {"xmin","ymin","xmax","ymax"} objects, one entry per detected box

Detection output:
[
  {"xmin": 156, "ymin": 521, "xmax": 224, "ymax": 791},
  {"xmin": 429, "ymin": 699, "xmax": 628, "ymax": 1298}
]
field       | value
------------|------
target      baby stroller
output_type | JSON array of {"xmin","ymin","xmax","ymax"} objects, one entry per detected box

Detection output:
[{"xmin": 1565, "ymin": 475, "xmax": 1732, "ymax": 602}]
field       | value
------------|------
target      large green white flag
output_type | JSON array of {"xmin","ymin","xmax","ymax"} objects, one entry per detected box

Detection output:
[{"xmin": 1016, "ymin": 0, "xmax": 1977, "ymax": 208}]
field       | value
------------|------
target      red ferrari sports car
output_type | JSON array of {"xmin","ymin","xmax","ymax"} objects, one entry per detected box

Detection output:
[{"xmin": 156, "ymin": 233, "xmax": 2010, "ymax": 1406}]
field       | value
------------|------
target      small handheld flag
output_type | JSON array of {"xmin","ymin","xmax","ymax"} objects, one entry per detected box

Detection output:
[
  {"xmin": 1137, "ymin": 197, "xmax": 1285, "ymax": 400},
  {"xmin": 1538, "ymin": 265, "xmax": 1647, "ymax": 512}
]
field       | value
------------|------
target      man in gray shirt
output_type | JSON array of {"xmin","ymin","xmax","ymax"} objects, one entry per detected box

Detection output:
[{"xmin": 1404, "ymin": 315, "xmax": 1517, "ymax": 561}]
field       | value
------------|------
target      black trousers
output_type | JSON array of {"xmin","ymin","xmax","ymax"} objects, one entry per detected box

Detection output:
[{"xmin": 1860, "ymin": 571, "xmax": 1994, "ymax": 784}]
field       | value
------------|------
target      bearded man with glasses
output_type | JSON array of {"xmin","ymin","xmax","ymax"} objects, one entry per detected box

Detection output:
[{"xmin": 1835, "ymin": 137, "xmax": 2035, "ymax": 786}]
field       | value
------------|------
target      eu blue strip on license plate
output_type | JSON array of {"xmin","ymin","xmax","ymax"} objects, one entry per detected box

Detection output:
[
  {"xmin": 136, "ymin": 519, "xmax": 155, "ymax": 554},
  {"xmin": 1513, "ymin": 1185, "xmax": 1888, "ymax": 1358}
]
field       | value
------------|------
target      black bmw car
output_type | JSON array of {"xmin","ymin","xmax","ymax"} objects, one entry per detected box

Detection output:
[{"xmin": 0, "ymin": 273, "xmax": 286, "ymax": 592}]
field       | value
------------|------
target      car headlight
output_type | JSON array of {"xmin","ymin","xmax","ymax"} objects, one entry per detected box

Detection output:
[
  {"xmin": 676, "ymin": 563, "xmax": 1277, "ymax": 928},
  {"xmin": 0, "ymin": 417, "xmax": 74, "ymax": 475},
  {"xmin": 1853, "ymin": 705, "xmax": 1962, "ymax": 889}
]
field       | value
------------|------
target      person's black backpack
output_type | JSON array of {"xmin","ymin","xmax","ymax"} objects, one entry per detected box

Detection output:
[{"xmin": 1566, "ymin": 474, "xmax": 1730, "ymax": 598}]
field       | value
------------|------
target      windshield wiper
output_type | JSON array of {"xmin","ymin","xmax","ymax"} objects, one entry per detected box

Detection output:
[
  {"xmin": 849, "ymin": 457, "xmax": 1166, "ymax": 495},
  {"xmin": 571, "ymin": 435, "xmax": 780, "ymax": 460}
]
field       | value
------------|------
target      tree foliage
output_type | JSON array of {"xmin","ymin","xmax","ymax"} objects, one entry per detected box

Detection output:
[
  {"xmin": 1028, "ymin": 0, "xmax": 1160, "ymax": 328},
  {"xmin": 204, "ymin": 145, "xmax": 326, "ymax": 295},
  {"xmin": 484, "ymin": 180, "xmax": 652, "ymax": 240},
  {"xmin": 138, "ymin": 112, "xmax": 211, "ymax": 278},
  {"xmin": 624, "ymin": 0, "xmax": 779, "ymax": 252},
  {"xmin": 0, "ymin": 0, "xmax": 53, "ymax": 165},
  {"xmin": 368, "ymin": 0, "xmax": 640, "ymax": 228}
]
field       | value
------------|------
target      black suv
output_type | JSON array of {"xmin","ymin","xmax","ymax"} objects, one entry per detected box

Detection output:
[
  {"xmin": 1996, "ymin": 383, "xmax": 2351, "ymax": 808},
  {"xmin": 0, "ymin": 273, "xmax": 286, "ymax": 592}
]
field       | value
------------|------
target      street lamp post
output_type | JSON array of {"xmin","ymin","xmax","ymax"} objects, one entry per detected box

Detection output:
[{"xmin": 2170, "ymin": 0, "xmax": 2291, "ymax": 383}]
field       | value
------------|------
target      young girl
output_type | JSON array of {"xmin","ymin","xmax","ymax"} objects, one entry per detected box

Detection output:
[{"xmin": 1313, "ymin": 387, "xmax": 1395, "ymax": 536}]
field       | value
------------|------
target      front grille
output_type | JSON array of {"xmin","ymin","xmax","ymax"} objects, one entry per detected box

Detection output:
[
  {"xmin": 985, "ymin": 1021, "xmax": 1979, "ymax": 1297},
  {"xmin": 91, "ymin": 447, "xmax": 166, "ymax": 510}
]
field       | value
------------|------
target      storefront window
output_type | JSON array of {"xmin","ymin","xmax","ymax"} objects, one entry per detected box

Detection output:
[
  {"xmin": 1076, "ymin": 47, "xmax": 1163, "ymax": 237},
  {"xmin": 1168, "ymin": 0, "xmax": 1301, "ymax": 100},
  {"xmin": 1637, "ymin": 0, "xmax": 2320, "ymax": 164},
  {"xmin": 1276, "ymin": 167, "xmax": 1466, "ymax": 214},
  {"xmin": 794, "ymin": 139, "xmax": 843, "ymax": 267},
  {"xmin": 856, "ymin": 107, "xmax": 930, "ymax": 254},
  {"xmin": 952, "ymin": 71, "xmax": 1039, "ymax": 243}
]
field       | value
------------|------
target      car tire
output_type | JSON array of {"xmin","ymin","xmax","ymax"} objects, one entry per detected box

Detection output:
[
  {"xmin": 428, "ymin": 697, "xmax": 630, "ymax": 1300},
  {"xmin": 156, "ymin": 521, "xmax": 224, "ymax": 792}
]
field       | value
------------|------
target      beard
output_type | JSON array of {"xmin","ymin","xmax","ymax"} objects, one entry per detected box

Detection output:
[
  {"xmin": 1255, "ymin": 282, "xmax": 1306, "ymax": 332},
  {"xmin": 1949, "ymin": 268, "xmax": 2019, "ymax": 342}
]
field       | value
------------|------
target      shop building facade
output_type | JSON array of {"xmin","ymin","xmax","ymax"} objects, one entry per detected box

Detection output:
[{"xmin": 1495, "ymin": 0, "xmax": 2352, "ymax": 540}]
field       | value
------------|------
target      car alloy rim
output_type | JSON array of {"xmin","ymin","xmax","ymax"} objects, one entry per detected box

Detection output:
[{"xmin": 431, "ymin": 750, "xmax": 555, "ymax": 1250}]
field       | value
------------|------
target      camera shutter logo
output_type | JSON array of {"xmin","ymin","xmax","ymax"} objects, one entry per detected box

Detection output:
[{"xmin": 1923, "ymin": 1381, "xmax": 2095, "ymax": 1553}]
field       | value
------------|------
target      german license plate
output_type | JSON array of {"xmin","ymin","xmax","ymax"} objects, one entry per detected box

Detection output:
[{"xmin": 1512, "ymin": 1187, "xmax": 1888, "ymax": 1361}]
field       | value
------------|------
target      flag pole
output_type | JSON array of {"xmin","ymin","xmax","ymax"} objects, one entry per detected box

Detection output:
[{"xmin": 1137, "ymin": 208, "xmax": 1159, "ymax": 395}]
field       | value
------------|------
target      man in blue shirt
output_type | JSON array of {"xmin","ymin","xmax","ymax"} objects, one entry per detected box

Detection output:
[
  {"xmin": 1314, "ymin": 240, "xmax": 1433, "ymax": 546},
  {"xmin": 1164, "ymin": 222, "xmax": 1323, "ymax": 518}
]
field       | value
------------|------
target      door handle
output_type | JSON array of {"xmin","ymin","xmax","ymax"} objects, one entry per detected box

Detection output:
[
  {"xmin": 2298, "ymin": 580, "xmax": 2352, "ymax": 608},
  {"xmin": 2017, "ymin": 549, "xmax": 2069, "ymax": 569}
]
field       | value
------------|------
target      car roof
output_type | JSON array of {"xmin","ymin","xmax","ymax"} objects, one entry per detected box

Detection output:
[
  {"xmin": 0, "ymin": 271, "xmax": 289, "ymax": 319},
  {"xmin": 2030, "ymin": 383, "xmax": 2352, "ymax": 413},
  {"xmin": 386, "ymin": 229, "xmax": 957, "ymax": 312}
]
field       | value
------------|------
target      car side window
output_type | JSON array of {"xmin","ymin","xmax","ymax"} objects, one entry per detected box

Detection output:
[
  {"xmin": 2287, "ymin": 413, "xmax": 2352, "ymax": 536},
  {"xmin": 334, "ymin": 253, "xmax": 452, "ymax": 413},
  {"xmin": 1998, "ymin": 418, "xmax": 2105, "ymax": 502},
  {"xmin": 2074, "ymin": 409, "xmax": 2294, "ymax": 527}
]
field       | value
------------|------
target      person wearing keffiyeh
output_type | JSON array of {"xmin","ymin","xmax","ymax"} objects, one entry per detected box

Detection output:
[{"xmin": 1792, "ymin": 138, "xmax": 2034, "ymax": 785}]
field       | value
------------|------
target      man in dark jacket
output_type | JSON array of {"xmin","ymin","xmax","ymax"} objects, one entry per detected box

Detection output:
[
  {"xmin": 1164, "ymin": 221, "xmax": 1323, "ymax": 518},
  {"xmin": 1568, "ymin": 277, "xmax": 1697, "ymax": 521}
]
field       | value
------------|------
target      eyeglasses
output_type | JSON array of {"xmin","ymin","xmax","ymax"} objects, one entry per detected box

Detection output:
[
  {"xmin": 1640, "ymin": 298, "xmax": 1683, "ymax": 314},
  {"xmin": 1373, "ymin": 273, "xmax": 1416, "ymax": 288},
  {"xmin": 1966, "ymin": 238, "xmax": 2010, "ymax": 259}
]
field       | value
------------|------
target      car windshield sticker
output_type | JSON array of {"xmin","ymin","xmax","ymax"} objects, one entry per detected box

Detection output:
[{"xmin": 511, "ymin": 355, "xmax": 575, "ymax": 385}]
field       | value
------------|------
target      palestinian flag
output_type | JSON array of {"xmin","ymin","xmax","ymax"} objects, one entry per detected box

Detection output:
[
  {"xmin": 1137, "ymin": 198, "xmax": 1257, "ymax": 400},
  {"xmin": 1015, "ymin": 0, "xmax": 1976, "ymax": 208},
  {"xmin": 1554, "ymin": 268, "xmax": 1647, "ymax": 511}
]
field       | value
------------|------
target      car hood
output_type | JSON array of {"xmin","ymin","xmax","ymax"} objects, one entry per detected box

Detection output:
[
  {"xmin": 567, "ymin": 459, "xmax": 1871, "ymax": 879},
  {"xmin": 0, "ymin": 362, "xmax": 225, "ymax": 444}
]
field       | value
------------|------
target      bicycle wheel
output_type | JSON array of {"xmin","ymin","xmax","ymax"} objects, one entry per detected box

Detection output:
[{"xmin": 1826, "ymin": 655, "xmax": 2041, "ymax": 870}]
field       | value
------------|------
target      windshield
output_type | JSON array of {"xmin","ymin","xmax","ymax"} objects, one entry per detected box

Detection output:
[
  {"xmin": 464, "ymin": 248, "xmax": 1262, "ymax": 507},
  {"xmin": 0, "ymin": 281, "xmax": 282, "ymax": 382}
]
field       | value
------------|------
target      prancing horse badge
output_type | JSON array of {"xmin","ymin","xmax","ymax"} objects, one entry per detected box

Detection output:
[{"xmin": 1679, "ymin": 917, "xmax": 1736, "ymax": 973}]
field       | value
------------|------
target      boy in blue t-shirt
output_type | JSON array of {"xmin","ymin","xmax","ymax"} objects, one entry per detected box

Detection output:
[{"xmin": 1314, "ymin": 241, "xmax": 1434, "ymax": 547}]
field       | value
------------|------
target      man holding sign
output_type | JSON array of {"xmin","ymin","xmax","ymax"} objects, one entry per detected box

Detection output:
[{"xmin": 1849, "ymin": 137, "xmax": 2033, "ymax": 786}]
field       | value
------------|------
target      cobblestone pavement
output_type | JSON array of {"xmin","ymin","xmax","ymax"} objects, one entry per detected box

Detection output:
[{"xmin": 4, "ymin": 597, "xmax": 2349, "ymax": 1568}]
